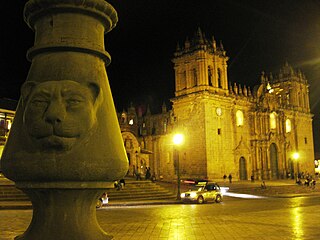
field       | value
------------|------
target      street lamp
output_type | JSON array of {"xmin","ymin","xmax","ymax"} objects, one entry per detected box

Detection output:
[
  {"xmin": 173, "ymin": 133, "xmax": 184, "ymax": 200},
  {"xmin": 293, "ymin": 152, "xmax": 300, "ymax": 175}
]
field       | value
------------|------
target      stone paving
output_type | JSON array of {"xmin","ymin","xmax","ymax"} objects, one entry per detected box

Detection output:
[
  {"xmin": 1, "ymin": 179, "xmax": 320, "ymax": 239},
  {"xmin": 1, "ymin": 202, "xmax": 319, "ymax": 240}
]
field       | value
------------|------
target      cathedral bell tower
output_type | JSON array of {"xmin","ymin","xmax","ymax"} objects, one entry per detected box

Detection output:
[
  {"xmin": 172, "ymin": 28, "xmax": 229, "ymax": 97},
  {"xmin": 170, "ymin": 28, "xmax": 233, "ymax": 180}
]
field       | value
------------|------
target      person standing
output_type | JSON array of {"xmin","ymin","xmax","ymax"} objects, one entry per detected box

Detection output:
[
  {"xmin": 135, "ymin": 166, "xmax": 141, "ymax": 180},
  {"xmin": 228, "ymin": 174, "xmax": 232, "ymax": 183},
  {"xmin": 145, "ymin": 167, "xmax": 151, "ymax": 180},
  {"xmin": 251, "ymin": 175, "xmax": 254, "ymax": 182}
]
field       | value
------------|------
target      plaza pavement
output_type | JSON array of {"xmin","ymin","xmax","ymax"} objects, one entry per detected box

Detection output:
[{"xmin": 1, "ymin": 179, "xmax": 320, "ymax": 239}]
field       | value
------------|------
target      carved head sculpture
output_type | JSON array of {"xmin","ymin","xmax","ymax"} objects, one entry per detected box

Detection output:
[{"xmin": 21, "ymin": 80, "xmax": 100, "ymax": 152}]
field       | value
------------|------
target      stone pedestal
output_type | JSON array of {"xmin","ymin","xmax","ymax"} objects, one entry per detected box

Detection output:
[
  {"xmin": 1, "ymin": 1, "xmax": 128, "ymax": 239},
  {"xmin": 15, "ymin": 182, "xmax": 113, "ymax": 240}
]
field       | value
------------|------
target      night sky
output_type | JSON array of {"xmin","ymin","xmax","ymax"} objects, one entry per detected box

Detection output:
[{"xmin": 1, "ymin": 1, "xmax": 319, "ymax": 153}]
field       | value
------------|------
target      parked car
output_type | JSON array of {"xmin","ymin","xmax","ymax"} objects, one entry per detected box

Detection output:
[
  {"xmin": 180, "ymin": 182, "xmax": 223, "ymax": 204},
  {"xmin": 96, "ymin": 192, "xmax": 108, "ymax": 208}
]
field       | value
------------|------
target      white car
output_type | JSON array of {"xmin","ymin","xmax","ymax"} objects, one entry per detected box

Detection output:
[{"xmin": 180, "ymin": 182, "xmax": 223, "ymax": 204}]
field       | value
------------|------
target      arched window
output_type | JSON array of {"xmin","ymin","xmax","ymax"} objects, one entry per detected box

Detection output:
[
  {"xmin": 270, "ymin": 112, "xmax": 277, "ymax": 130},
  {"xmin": 208, "ymin": 66, "xmax": 213, "ymax": 86},
  {"xmin": 163, "ymin": 119, "xmax": 167, "ymax": 133},
  {"xmin": 285, "ymin": 119, "xmax": 291, "ymax": 133},
  {"xmin": 286, "ymin": 93, "xmax": 290, "ymax": 105},
  {"xmin": 217, "ymin": 68, "xmax": 222, "ymax": 88},
  {"xmin": 302, "ymin": 93, "xmax": 306, "ymax": 108},
  {"xmin": 181, "ymin": 71, "xmax": 187, "ymax": 89},
  {"xmin": 193, "ymin": 69, "xmax": 197, "ymax": 83},
  {"xmin": 121, "ymin": 113, "xmax": 127, "ymax": 124},
  {"xmin": 236, "ymin": 110, "xmax": 244, "ymax": 126}
]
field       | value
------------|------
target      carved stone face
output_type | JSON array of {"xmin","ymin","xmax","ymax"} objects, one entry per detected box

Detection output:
[{"xmin": 21, "ymin": 80, "xmax": 100, "ymax": 152}]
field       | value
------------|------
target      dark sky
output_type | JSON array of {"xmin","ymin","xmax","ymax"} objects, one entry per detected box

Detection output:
[{"xmin": 1, "ymin": 0, "xmax": 319, "ymax": 153}]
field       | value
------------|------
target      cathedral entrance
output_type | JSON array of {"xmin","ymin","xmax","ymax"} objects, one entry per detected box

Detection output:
[
  {"xmin": 239, "ymin": 157, "xmax": 247, "ymax": 180},
  {"xmin": 270, "ymin": 143, "xmax": 279, "ymax": 179}
]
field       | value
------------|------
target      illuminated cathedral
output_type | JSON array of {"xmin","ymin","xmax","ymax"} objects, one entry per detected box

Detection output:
[
  {"xmin": 118, "ymin": 28, "xmax": 315, "ymax": 181},
  {"xmin": 0, "ymin": 30, "xmax": 315, "ymax": 181}
]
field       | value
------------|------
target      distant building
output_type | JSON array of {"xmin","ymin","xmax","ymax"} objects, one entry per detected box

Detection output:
[
  {"xmin": 119, "ymin": 28, "xmax": 315, "ymax": 181},
  {"xmin": 0, "ymin": 98, "xmax": 17, "ymax": 157}
]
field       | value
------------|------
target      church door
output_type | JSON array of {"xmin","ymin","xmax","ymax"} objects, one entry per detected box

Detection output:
[
  {"xmin": 239, "ymin": 157, "xmax": 247, "ymax": 180},
  {"xmin": 270, "ymin": 143, "xmax": 279, "ymax": 179}
]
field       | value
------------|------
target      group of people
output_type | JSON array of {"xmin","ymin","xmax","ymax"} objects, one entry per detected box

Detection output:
[
  {"xmin": 133, "ymin": 166, "xmax": 155, "ymax": 181},
  {"xmin": 223, "ymin": 174, "xmax": 233, "ymax": 183},
  {"xmin": 114, "ymin": 179, "xmax": 126, "ymax": 190},
  {"xmin": 114, "ymin": 165, "xmax": 156, "ymax": 190},
  {"xmin": 296, "ymin": 172, "xmax": 316, "ymax": 188}
]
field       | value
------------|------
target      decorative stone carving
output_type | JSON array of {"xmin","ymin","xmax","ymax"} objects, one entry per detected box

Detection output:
[
  {"xmin": 21, "ymin": 80, "xmax": 100, "ymax": 152},
  {"xmin": 0, "ymin": 0, "xmax": 128, "ymax": 239}
]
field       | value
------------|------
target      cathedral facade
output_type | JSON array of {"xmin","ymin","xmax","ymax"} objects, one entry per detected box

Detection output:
[{"xmin": 119, "ymin": 29, "xmax": 315, "ymax": 181}]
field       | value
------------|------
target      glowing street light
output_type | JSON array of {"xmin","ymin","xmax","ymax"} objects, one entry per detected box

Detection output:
[
  {"xmin": 173, "ymin": 133, "xmax": 184, "ymax": 200},
  {"xmin": 293, "ymin": 152, "xmax": 300, "ymax": 175},
  {"xmin": 173, "ymin": 133, "xmax": 184, "ymax": 145},
  {"xmin": 293, "ymin": 152, "xmax": 299, "ymax": 160}
]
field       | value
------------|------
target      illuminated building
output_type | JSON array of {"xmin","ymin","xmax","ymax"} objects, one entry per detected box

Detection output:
[
  {"xmin": 0, "ymin": 30, "xmax": 315, "ymax": 181},
  {"xmin": 119, "ymin": 29, "xmax": 315, "ymax": 181},
  {"xmin": 0, "ymin": 98, "xmax": 17, "ymax": 158}
]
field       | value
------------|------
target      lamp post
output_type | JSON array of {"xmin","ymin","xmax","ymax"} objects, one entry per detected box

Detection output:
[
  {"xmin": 293, "ymin": 152, "xmax": 300, "ymax": 175},
  {"xmin": 173, "ymin": 133, "xmax": 184, "ymax": 200}
]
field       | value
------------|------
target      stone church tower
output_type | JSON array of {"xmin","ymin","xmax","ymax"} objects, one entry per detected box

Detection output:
[
  {"xmin": 118, "ymin": 29, "xmax": 315, "ymax": 181},
  {"xmin": 171, "ymin": 28, "xmax": 234, "ymax": 180}
]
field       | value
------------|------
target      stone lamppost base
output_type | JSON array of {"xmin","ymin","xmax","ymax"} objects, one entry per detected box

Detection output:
[{"xmin": 15, "ymin": 182, "xmax": 114, "ymax": 240}]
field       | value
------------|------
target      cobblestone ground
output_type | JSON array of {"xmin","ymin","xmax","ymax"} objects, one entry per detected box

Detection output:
[
  {"xmin": 1, "ymin": 199, "xmax": 320, "ymax": 240},
  {"xmin": 0, "ymin": 210, "xmax": 31, "ymax": 239},
  {"xmin": 96, "ymin": 204, "xmax": 320, "ymax": 240}
]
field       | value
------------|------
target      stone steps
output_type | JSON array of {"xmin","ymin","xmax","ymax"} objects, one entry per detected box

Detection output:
[
  {"xmin": 0, "ymin": 177, "xmax": 176, "ymax": 203},
  {"xmin": 0, "ymin": 179, "xmax": 30, "ymax": 202},
  {"xmin": 107, "ymin": 179, "xmax": 176, "ymax": 201}
]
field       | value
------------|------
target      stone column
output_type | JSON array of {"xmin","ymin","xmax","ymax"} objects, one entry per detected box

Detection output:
[{"xmin": 0, "ymin": 0, "xmax": 128, "ymax": 239}]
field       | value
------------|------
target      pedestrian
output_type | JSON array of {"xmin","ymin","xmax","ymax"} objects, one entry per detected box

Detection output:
[
  {"xmin": 114, "ymin": 180, "xmax": 121, "ymax": 190},
  {"xmin": 296, "ymin": 177, "xmax": 302, "ymax": 185},
  {"xmin": 135, "ymin": 167, "xmax": 141, "ymax": 180},
  {"xmin": 151, "ymin": 173, "xmax": 156, "ymax": 182},
  {"xmin": 228, "ymin": 174, "xmax": 232, "ymax": 183},
  {"xmin": 310, "ymin": 179, "xmax": 316, "ymax": 189},
  {"xmin": 223, "ymin": 174, "xmax": 227, "ymax": 182},
  {"xmin": 251, "ymin": 175, "xmax": 254, "ymax": 182},
  {"xmin": 132, "ymin": 165, "xmax": 136, "ymax": 177},
  {"xmin": 145, "ymin": 167, "xmax": 151, "ymax": 180},
  {"xmin": 120, "ymin": 179, "xmax": 126, "ymax": 189}
]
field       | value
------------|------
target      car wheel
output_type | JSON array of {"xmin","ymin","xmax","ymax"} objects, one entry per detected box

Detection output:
[
  {"xmin": 197, "ymin": 196, "xmax": 204, "ymax": 204},
  {"xmin": 215, "ymin": 195, "xmax": 222, "ymax": 203}
]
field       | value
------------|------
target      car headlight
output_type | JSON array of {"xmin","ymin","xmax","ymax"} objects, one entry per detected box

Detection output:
[
  {"xmin": 190, "ymin": 192, "xmax": 197, "ymax": 198},
  {"xmin": 180, "ymin": 193, "xmax": 186, "ymax": 198}
]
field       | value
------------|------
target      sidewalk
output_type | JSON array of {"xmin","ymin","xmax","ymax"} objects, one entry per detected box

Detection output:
[{"xmin": 219, "ymin": 179, "xmax": 320, "ymax": 198}]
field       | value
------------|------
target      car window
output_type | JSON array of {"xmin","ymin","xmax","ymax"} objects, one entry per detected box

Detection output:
[
  {"xmin": 205, "ymin": 185, "xmax": 216, "ymax": 191},
  {"xmin": 206, "ymin": 184, "xmax": 220, "ymax": 191},
  {"xmin": 189, "ymin": 186, "xmax": 204, "ymax": 191}
]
